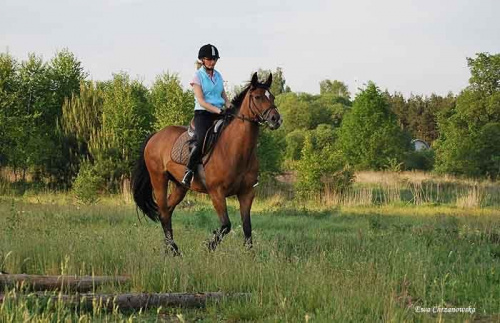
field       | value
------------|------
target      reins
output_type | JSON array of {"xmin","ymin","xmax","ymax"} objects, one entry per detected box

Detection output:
[{"xmin": 226, "ymin": 86, "xmax": 278, "ymax": 127}]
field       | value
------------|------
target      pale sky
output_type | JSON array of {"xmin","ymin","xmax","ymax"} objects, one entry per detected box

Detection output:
[{"xmin": 1, "ymin": 0, "xmax": 499, "ymax": 97}]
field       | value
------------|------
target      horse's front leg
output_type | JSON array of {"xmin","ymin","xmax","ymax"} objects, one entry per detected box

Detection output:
[
  {"xmin": 237, "ymin": 189, "xmax": 255, "ymax": 249},
  {"xmin": 207, "ymin": 189, "xmax": 231, "ymax": 251}
]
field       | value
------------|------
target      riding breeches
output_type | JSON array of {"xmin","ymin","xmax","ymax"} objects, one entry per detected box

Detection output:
[{"xmin": 187, "ymin": 110, "xmax": 219, "ymax": 170}]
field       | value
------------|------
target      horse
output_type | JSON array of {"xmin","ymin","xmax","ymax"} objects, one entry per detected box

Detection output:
[{"xmin": 130, "ymin": 72, "xmax": 282, "ymax": 255}]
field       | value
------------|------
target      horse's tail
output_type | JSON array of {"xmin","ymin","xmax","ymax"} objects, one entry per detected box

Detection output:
[{"xmin": 130, "ymin": 133, "xmax": 159, "ymax": 222}]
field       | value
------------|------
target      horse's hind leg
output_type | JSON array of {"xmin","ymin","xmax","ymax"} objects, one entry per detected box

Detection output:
[{"xmin": 151, "ymin": 172, "xmax": 187, "ymax": 255}]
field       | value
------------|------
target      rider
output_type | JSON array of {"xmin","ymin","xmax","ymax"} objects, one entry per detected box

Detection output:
[{"xmin": 181, "ymin": 44, "xmax": 231, "ymax": 187}]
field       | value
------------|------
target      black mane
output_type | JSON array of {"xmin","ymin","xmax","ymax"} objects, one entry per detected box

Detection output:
[{"xmin": 229, "ymin": 83, "xmax": 251, "ymax": 113}]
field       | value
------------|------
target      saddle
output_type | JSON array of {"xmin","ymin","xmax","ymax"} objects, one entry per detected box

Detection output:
[{"xmin": 171, "ymin": 117, "xmax": 226, "ymax": 166}]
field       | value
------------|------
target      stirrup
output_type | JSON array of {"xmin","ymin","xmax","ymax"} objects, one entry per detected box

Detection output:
[{"xmin": 181, "ymin": 169, "xmax": 194, "ymax": 187}]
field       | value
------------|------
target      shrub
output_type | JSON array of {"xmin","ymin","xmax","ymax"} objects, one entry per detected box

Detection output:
[
  {"xmin": 294, "ymin": 134, "xmax": 353, "ymax": 197},
  {"xmin": 72, "ymin": 161, "xmax": 103, "ymax": 204},
  {"xmin": 405, "ymin": 150, "xmax": 435, "ymax": 171}
]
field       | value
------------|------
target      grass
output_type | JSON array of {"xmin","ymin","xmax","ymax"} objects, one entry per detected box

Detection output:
[
  {"xmin": 267, "ymin": 171, "xmax": 500, "ymax": 208},
  {"xmin": 1, "ymin": 193, "xmax": 499, "ymax": 322}
]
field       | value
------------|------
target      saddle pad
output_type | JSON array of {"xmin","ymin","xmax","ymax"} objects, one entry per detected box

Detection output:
[{"xmin": 171, "ymin": 131, "xmax": 210, "ymax": 166}]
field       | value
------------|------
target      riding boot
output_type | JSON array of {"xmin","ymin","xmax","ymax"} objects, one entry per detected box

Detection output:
[{"xmin": 182, "ymin": 145, "xmax": 201, "ymax": 187}]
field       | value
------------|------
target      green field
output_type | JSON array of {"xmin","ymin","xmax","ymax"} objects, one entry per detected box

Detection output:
[{"xmin": 1, "ymin": 191, "xmax": 499, "ymax": 322}]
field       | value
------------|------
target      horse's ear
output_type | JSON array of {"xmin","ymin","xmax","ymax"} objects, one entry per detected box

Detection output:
[
  {"xmin": 265, "ymin": 73, "xmax": 273, "ymax": 88},
  {"xmin": 251, "ymin": 72, "xmax": 258, "ymax": 87}
]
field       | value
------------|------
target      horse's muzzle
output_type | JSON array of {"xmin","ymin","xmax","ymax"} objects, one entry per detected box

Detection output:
[{"xmin": 268, "ymin": 114, "xmax": 282, "ymax": 130}]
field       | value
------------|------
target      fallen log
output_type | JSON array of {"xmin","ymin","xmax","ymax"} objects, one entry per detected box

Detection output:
[
  {"xmin": 0, "ymin": 274, "xmax": 130, "ymax": 292},
  {"xmin": 0, "ymin": 292, "xmax": 250, "ymax": 310}
]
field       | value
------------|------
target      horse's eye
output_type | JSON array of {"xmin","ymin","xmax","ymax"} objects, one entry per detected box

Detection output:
[{"xmin": 254, "ymin": 95, "xmax": 262, "ymax": 100}]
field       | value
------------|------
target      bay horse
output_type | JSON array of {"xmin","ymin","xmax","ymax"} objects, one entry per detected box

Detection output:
[{"xmin": 131, "ymin": 73, "xmax": 282, "ymax": 255}]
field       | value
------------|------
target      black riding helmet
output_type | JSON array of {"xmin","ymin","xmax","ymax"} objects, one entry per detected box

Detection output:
[{"xmin": 198, "ymin": 44, "xmax": 220, "ymax": 60}]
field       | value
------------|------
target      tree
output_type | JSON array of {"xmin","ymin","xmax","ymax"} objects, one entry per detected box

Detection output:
[
  {"xmin": 0, "ymin": 53, "xmax": 20, "ymax": 166},
  {"xmin": 270, "ymin": 67, "xmax": 291, "ymax": 95},
  {"xmin": 89, "ymin": 73, "xmax": 153, "ymax": 189},
  {"xmin": 435, "ymin": 52, "xmax": 500, "ymax": 178},
  {"xmin": 285, "ymin": 129, "xmax": 306, "ymax": 161},
  {"xmin": 467, "ymin": 52, "xmax": 500, "ymax": 95},
  {"xmin": 60, "ymin": 81, "xmax": 104, "ymax": 182},
  {"xmin": 387, "ymin": 92, "xmax": 455, "ymax": 145},
  {"xmin": 151, "ymin": 72, "xmax": 193, "ymax": 130},
  {"xmin": 7, "ymin": 53, "xmax": 53, "ymax": 179},
  {"xmin": 274, "ymin": 93, "xmax": 312, "ymax": 132},
  {"xmin": 256, "ymin": 67, "xmax": 291, "ymax": 95},
  {"xmin": 319, "ymin": 80, "xmax": 350, "ymax": 99},
  {"xmin": 48, "ymin": 49, "xmax": 88, "ymax": 126},
  {"xmin": 386, "ymin": 91, "xmax": 408, "ymax": 130},
  {"xmin": 46, "ymin": 49, "xmax": 88, "ymax": 185},
  {"xmin": 61, "ymin": 81, "xmax": 104, "ymax": 146},
  {"xmin": 310, "ymin": 93, "xmax": 350, "ymax": 129},
  {"xmin": 337, "ymin": 82, "xmax": 411, "ymax": 170}
]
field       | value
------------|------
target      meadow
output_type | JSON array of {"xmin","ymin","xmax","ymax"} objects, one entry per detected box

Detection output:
[{"xmin": 1, "ymin": 172, "xmax": 499, "ymax": 322}]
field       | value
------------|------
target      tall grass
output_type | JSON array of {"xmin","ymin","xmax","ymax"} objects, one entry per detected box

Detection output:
[
  {"xmin": 1, "ymin": 197, "xmax": 499, "ymax": 321},
  {"xmin": 258, "ymin": 171, "xmax": 500, "ymax": 208}
]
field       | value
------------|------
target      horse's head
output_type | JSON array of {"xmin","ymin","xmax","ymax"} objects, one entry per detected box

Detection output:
[{"xmin": 247, "ymin": 72, "xmax": 282, "ymax": 130}]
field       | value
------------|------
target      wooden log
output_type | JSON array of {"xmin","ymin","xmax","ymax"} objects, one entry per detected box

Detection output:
[
  {"xmin": 0, "ymin": 274, "xmax": 130, "ymax": 292},
  {"xmin": 0, "ymin": 292, "xmax": 250, "ymax": 310}
]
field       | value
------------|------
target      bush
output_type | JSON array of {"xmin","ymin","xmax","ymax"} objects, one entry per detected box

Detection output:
[
  {"xmin": 72, "ymin": 161, "xmax": 103, "ymax": 204},
  {"xmin": 405, "ymin": 150, "xmax": 435, "ymax": 171},
  {"xmin": 294, "ymin": 134, "xmax": 353, "ymax": 197}
]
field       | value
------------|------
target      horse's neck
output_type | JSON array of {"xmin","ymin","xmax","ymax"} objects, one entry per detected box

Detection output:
[{"xmin": 223, "ymin": 101, "xmax": 259, "ymax": 162}]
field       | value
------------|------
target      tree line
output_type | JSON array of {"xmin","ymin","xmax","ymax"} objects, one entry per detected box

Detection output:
[{"xmin": 0, "ymin": 50, "xmax": 499, "ymax": 198}]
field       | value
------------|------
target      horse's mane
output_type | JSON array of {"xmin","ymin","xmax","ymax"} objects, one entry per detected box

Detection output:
[
  {"xmin": 227, "ymin": 77, "xmax": 269, "ymax": 115},
  {"xmin": 229, "ymin": 83, "xmax": 251, "ymax": 113}
]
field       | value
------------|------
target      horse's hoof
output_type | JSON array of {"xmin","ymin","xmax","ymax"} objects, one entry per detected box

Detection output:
[
  {"xmin": 206, "ymin": 240, "xmax": 217, "ymax": 252},
  {"xmin": 165, "ymin": 243, "xmax": 182, "ymax": 257}
]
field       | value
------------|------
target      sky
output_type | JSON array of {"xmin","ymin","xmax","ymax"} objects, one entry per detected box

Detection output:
[{"xmin": 1, "ymin": 0, "xmax": 499, "ymax": 97}]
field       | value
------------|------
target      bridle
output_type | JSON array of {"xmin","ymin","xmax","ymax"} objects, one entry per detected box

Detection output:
[{"xmin": 229, "ymin": 85, "xmax": 279, "ymax": 127}]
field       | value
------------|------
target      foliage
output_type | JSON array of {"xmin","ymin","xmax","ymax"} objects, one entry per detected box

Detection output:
[
  {"xmin": 404, "ymin": 150, "xmax": 435, "ymax": 171},
  {"xmin": 0, "ymin": 53, "xmax": 20, "ymax": 167},
  {"xmin": 0, "ymin": 50, "xmax": 86, "ymax": 186},
  {"xmin": 294, "ymin": 132, "xmax": 352, "ymax": 196},
  {"xmin": 256, "ymin": 67, "xmax": 291, "ymax": 95},
  {"xmin": 435, "ymin": 53, "xmax": 500, "ymax": 179},
  {"xmin": 72, "ymin": 160, "xmax": 103, "ymax": 204},
  {"xmin": 257, "ymin": 128, "xmax": 285, "ymax": 181},
  {"xmin": 60, "ymin": 81, "xmax": 104, "ymax": 183},
  {"xmin": 275, "ymin": 91, "xmax": 350, "ymax": 135},
  {"xmin": 42, "ymin": 49, "xmax": 88, "ymax": 186},
  {"xmin": 386, "ymin": 91, "xmax": 456, "ymax": 145},
  {"xmin": 319, "ymin": 79, "xmax": 350, "ymax": 99},
  {"xmin": 90, "ymin": 73, "xmax": 153, "ymax": 189},
  {"xmin": 285, "ymin": 129, "xmax": 306, "ymax": 161},
  {"xmin": 337, "ymin": 82, "xmax": 411, "ymax": 170},
  {"xmin": 150, "ymin": 72, "xmax": 193, "ymax": 130},
  {"xmin": 274, "ymin": 92, "xmax": 311, "ymax": 132},
  {"xmin": 61, "ymin": 81, "xmax": 104, "ymax": 145}
]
